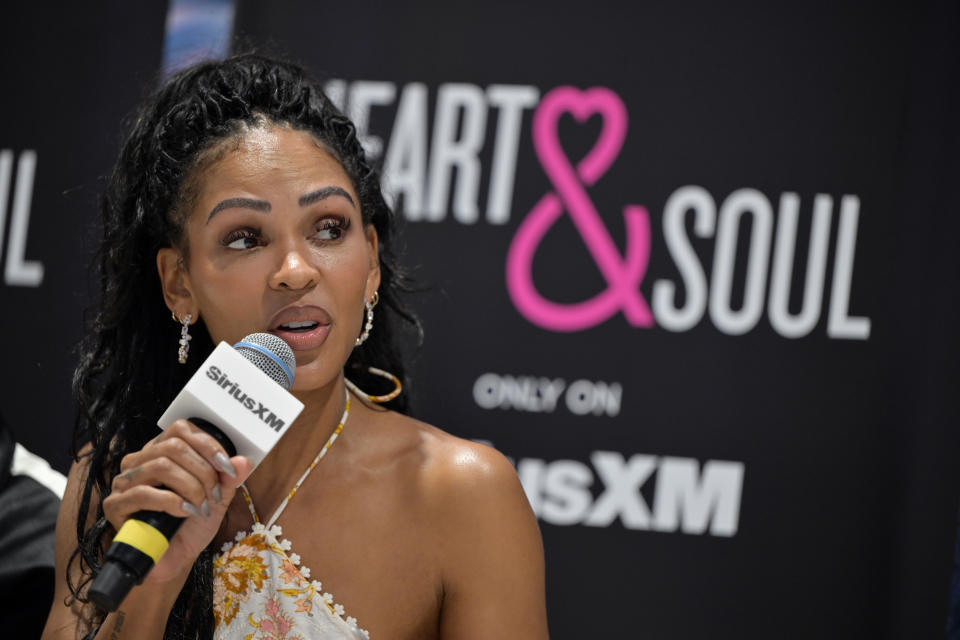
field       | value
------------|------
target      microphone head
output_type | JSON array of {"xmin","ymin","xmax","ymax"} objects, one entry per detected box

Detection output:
[{"xmin": 233, "ymin": 333, "xmax": 296, "ymax": 390}]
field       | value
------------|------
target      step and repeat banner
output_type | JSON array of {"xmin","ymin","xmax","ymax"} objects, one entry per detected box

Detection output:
[{"xmin": 1, "ymin": 1, "xmax": 959, "ymax": 637}]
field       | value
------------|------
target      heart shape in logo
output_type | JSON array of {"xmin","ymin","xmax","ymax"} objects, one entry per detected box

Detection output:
[{"xmin": 533, "ymin": 86, "xmax": 628, "ymax": 187}]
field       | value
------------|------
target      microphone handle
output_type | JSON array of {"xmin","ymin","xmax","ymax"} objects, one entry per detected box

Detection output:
[{"xmin": 88, "ymin": 419, "xmax": 236, "ymax": 612}]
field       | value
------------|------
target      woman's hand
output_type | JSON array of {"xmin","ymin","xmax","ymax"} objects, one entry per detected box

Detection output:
[
  {"xmin": 102, "ymin": 419, "xmax": 252, "ymax": 587},
  {"xmin": 44, "ymin": 427, "xmax": 253, "ymax": 640}
]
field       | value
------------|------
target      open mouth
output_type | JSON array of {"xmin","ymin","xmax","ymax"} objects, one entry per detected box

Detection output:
[
  {"xmin": 269, "ymin": 306, "xmax": 333, "ymax": 352},
  {"xmin": 276, "ymin": 320, "xmax": 319, "ymax": 333}
]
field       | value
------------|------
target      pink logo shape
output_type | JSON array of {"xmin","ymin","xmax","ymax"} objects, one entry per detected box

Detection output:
[{"xmin": 506, "ymin": 86, "xmax": 653, "ymax": 332}]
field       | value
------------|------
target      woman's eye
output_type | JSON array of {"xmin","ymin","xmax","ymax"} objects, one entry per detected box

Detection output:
[
  {"xmin": 222, "ymin": 229, "xmax": 261, "ymax": 250},
  {"xmin": 314, "ymin": 216, "xmax": 350, "ymax": 241}
]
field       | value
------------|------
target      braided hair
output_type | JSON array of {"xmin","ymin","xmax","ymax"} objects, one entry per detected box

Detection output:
[{"xmin": 69, "ymin": 54, "xmax": 419, "ymax": 638}]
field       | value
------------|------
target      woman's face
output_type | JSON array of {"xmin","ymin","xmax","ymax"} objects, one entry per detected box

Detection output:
[{"xmin": 159, "ymin": 123, "xmax": 380, "ymax": 392}]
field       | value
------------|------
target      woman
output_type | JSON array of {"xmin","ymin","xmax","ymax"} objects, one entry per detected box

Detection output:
[{"xmin": 42, "ymin": 54, "xmax": 547, "ymax": 639}]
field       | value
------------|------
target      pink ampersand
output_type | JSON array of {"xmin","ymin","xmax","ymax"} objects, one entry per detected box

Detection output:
[{"xmin": 505, "ymin": 86, "xmax": 653, "ymax": 332}]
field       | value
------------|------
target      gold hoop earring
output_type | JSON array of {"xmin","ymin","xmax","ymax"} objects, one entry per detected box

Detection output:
[
  {"xmin": 174, "ymin": 312, "xmax": 192, "ymax": 364},
  {"xmin": 354, "ymin": 291, "xmax": 379, "ymax": 347},
  {"xmin": 345, "ymin": 366, "xmax": 402, "ymax": 404}
]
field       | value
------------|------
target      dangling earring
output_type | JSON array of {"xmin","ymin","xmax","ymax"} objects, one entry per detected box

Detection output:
[
  {"xmin": 345, "ymin": 366, "xmax": 402, "ymax": 404},
  {"xmin": 174, "ymin": 311, "xmax": 193, "ymax": 364},
  {"xmin": 354, "ymin": 290, "xmax": 379, "ymax": 347}
]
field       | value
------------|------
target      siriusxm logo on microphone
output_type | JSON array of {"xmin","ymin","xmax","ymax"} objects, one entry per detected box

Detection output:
[
  {"xmin": 206, "ymin": 365, "xmax": 286, "ymax": 432},
  {"xmin": 157, "ymin": 341, "xmax": 304, "ymax": 468}
]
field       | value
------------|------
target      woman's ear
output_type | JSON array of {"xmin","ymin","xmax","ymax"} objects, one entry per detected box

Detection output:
[
  {"xmin": 364, "ymin": 224, "xmax": 381, "ymax": 299},
  {"xmin": 157, "ymin": 248, "xmax": 199, "ymax": 322}
]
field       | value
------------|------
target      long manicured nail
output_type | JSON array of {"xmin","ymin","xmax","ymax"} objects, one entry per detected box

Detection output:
[
  {"xmin": 214, "ymin": 452, "xmax": 237, "ymax": 478},
  {"xmin": 200, "ymin": 499, "xmax": 211, "ymax": 519},
  {"xmin": 182, "ymin": 501, "xmax": 204, "ymax": 518},
  {"xmin": 212, "ymin": 484, "xmax": 222, "ymax": 504}
]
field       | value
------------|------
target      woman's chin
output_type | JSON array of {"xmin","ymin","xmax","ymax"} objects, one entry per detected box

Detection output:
[{"xmin": 289, "ymin": 363, "xmax": 342, "ymax": 394}]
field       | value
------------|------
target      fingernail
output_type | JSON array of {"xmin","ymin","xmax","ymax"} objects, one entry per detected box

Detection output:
[
  {"xmin": 212, "ymin": 484, "xmax": 223, "ymax": 504},
  {"xmin": 215, "ymin": 452, "xmax": 237, "ymax": 478},
  {"xmin": 182, "ymin": 501, "xmax": 203, "ymax": 518},
  {"xmin": 200, "ymin": 499, "xmax": 211, "ymax": 519}
]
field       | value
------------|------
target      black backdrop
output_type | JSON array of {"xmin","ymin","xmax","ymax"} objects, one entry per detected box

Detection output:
[{"xmin": 1, "ymin": 1, "xmax": 959, "ymax": 637}]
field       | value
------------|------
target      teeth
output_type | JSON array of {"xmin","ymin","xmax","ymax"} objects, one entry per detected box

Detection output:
[{"xmin": 280, "ymin": 321, "xmax": 317, "ymax": 329}]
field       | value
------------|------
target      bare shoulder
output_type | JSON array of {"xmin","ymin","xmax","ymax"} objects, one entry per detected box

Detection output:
[
  {"xmin": 376, "ymin": 411, "xmax": 525, "ymax": 509},
  {"xmin": 371, "ymin": 413, "xmax": 549, "ymax": 638},
  {"xmin": 369, "ymin": 410, "xmax": 540, "ymax": 560}
]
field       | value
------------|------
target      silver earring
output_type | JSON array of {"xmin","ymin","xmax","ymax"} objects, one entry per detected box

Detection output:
[
  {"xmin": 354, "ymin": 291, "xmax": 378, "ymax": 347},
  {"xmin": 175, "ymin": 312, "xmax": 193, "ymax": 364}
]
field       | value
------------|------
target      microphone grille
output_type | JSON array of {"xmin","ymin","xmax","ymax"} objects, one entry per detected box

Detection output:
[{"xmin": 233, "ymin": 333, "xmax": 296, "ymax": 390}]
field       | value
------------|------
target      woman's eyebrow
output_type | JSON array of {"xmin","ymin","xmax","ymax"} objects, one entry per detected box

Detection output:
[
  {"xmin": 206, "ymin": 197, "xmax": 271, "ymax": 224},
  {"xmin": 299, "ymin": 186, "xmax": 356, "ymax": 208}
]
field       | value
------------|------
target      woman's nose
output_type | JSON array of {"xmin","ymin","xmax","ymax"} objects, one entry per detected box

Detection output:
[{"xmin": 269, "ymin": 245, "xmax": 320, "ymax": 291}]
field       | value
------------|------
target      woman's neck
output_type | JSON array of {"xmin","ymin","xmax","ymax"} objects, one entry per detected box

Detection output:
[{"xmin": 241, "ymin": 375, "xmax": 349, "ymax": 513}]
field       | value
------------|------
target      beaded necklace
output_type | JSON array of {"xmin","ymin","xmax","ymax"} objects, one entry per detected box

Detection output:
[{"xmin": 239, "ymin": 390, "xmax": 350, "ymax": 528}]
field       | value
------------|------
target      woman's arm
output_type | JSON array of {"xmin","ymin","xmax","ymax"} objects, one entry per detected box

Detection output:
[
  {"xmin": 432, "ymin": 442, "xmax": 549, "ymax": 640},
  {"xmin": 42, "ymin": 453, "xmax": 183, "ymax": 640},
  {"xmin": 42, "ymin": 422, "xmax": 251, "ymax": 639}
]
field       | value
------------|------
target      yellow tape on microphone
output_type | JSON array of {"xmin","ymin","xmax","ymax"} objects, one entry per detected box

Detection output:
[{"xmin": 113, "ymin": 519, "xmax": 169, "ymax": 564}]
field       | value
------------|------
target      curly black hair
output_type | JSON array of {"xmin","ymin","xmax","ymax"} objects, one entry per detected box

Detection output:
[{"xmin": 69, "ymin": 54, "xmax": 419, "ymax": 638}]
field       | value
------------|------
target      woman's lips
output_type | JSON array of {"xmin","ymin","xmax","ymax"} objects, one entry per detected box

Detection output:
[
  {"xmin": 268, "ymin": 305, "xmax": 333, "ymax": 351},
  {"xmin": 271, "ymin": 323, "xmax": 331, "ymax": 351}
]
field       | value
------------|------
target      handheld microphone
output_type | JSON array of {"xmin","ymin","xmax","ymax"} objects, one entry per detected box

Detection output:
[{"xmin": 88, "ymin": 333, "xmax": 304, "ymax": 612}]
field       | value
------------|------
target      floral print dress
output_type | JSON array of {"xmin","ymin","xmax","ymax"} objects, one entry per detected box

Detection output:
[
  {"xmin": 213, "ymin": 522, "xmax": 369, "ymax": 640},
  {"xmin": 212, "ymin": 394, "xmax": 368, "ymax": 639}
]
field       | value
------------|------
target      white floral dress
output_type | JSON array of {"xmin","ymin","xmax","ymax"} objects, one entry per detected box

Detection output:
[
  {"xmin": 212, "ymin": 395, "xmax": 368, "ymax": 639},
  {"xmin": 213, "ymin": 522, "xmax": 368, "ymax": 640}
]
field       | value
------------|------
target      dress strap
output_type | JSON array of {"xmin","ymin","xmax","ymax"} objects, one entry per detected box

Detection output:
[{"xmin": 238, "ymin": 390, "xmax": 351, "ymax": 530}]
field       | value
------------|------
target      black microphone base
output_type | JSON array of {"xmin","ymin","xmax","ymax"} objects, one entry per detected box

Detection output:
[
  {"xmin": 88, "ymin": 560, "xmax": 139, "ymax": 613},
  {"xmin": 88, "ymin": 515, "xmax": 180, "ymax": 612}
]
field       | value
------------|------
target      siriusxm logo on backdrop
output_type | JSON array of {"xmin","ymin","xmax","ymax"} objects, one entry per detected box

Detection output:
[
  {"xmin": 206, "ymin": 365, "xmax": 285, "ymax": 431},
  {"xmin": 507, "ymin": 450, "xmax": 744, "ymax": 536},
  {"xmin": 328, "ymin": 80, "xmax": 871, "ymax": 340}
]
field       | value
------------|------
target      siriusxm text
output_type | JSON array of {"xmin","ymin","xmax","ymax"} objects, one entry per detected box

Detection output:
[
  {"xmin": 516, "ymin": 451, "xmax": 744, "ymax": 536},
  {"xmin": 206, "ymin": 365, "xmax": 285, "ymax": 431}
]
